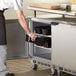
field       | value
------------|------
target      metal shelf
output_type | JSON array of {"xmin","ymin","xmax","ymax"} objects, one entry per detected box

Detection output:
[
  {"xmin": 36, "ymin": 33, "xmax": 51, "ymax": 38},
  {"xmin": 34, "ymin": 44, "xmax": 51, "ymax": 50},
  {"xmin": 27, "ymin": 7, "xmax": 76, "ymax": 17},
  {"xmin": 34, "ymin": 53, "xmax": 51, "ymax": 60}
]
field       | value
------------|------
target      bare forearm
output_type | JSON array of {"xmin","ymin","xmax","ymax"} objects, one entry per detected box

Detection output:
[{"xmin": 17, "ymin": 11, "xmax": 31, "ymax": 35}]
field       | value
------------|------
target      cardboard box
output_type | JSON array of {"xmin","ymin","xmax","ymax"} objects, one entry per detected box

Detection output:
[{"xmin": 29, "ymin": 3, "xmax": 60, "ymax": 10}]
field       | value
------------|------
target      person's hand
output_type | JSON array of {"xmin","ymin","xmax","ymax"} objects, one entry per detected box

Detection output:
[{"xmin": 28, "ymin": 32, "xmax": 36, "ymax": 42}]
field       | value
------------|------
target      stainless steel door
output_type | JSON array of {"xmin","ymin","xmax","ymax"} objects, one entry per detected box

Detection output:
[{"xmin": 52, "ymin": 23, "xmax": 76, "ymax": 72}]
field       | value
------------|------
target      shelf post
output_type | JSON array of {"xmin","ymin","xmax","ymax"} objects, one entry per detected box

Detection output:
[{"xmin": 34, "ymin": 10, "xmax": 36, "ymax": 17}]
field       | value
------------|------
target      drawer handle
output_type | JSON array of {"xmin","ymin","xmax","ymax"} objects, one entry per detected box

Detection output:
[{"xmin": 51, "ymin": 22, "xmax": 59, "ymax": 25}]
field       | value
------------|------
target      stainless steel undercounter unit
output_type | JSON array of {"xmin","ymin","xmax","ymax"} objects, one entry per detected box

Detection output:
[{"xmin": 28, "ymin": 17, "xmax": 76, "ymax": 76}]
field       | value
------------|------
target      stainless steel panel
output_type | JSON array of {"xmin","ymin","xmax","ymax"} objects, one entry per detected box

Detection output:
[
  {"xmin": 6, "ymin": 20, "xmax": 26, "ymax": 59},
  {"xmin": 52, "ymin": 23, "xmax": 76, "ymax": 72},
  {"xmin": 28, "ymin": 18, "xmax": 34, "ymax": 57}
]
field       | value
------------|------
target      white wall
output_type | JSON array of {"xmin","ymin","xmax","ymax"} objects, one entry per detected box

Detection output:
[{"xmin": 4, "ymin": 0, "xmax": 70, "ymax": 19}]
